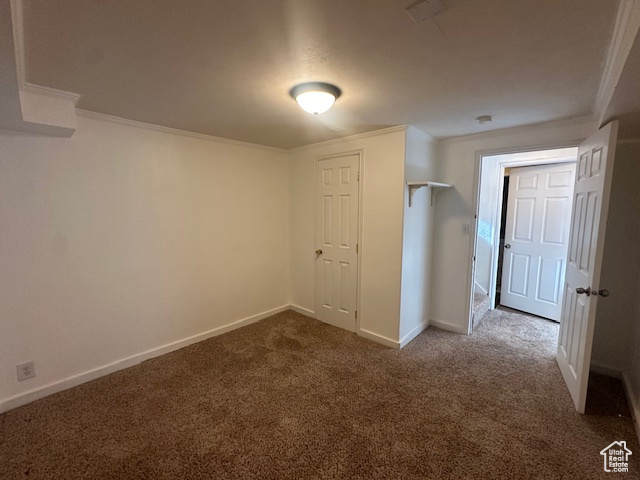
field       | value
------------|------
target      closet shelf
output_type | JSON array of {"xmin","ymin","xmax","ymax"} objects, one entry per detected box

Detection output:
[{"xmin": 407, "ymin": 181, "xmax": 452, "ymax": 207}]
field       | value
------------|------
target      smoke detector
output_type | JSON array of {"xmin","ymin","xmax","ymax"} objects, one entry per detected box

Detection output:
[{"xmin": 406, "ymin": 0, "xmax": 446, "ymax": 25}]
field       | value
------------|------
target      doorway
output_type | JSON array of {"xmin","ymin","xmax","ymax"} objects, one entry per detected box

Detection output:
[{"xmin": 470, "ymin": 147, "xmax": 578, "ymax": 330}]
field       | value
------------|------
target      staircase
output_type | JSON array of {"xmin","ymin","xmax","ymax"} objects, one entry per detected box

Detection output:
[{"xmin": 473, "ymin": 293, "xmax": 491, "ymax": 328}]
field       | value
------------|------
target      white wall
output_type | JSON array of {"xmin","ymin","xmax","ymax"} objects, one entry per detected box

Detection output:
[
  {"xmin": 432, "ymin": 118, "xmax": 596, "ymax": 332},
  {"xmin": 0, "ymin": 113, "xmax": 290, "ymax": 409},
  {"xmin": 592, "ymin": 141, "xmax": 640, "ymax": 372},
  {"xmin": 289, "ymin": 127, "xmax": 407, "ymax": 344},
  {"xmin": 399, "ymin": 128, "xmax": 438, "ymax": 344},
  {"xmin": 626, "ymin": 252, "xmax": 640, "ymax": 432},
  {"xmin": 609, "ymin": 140, "xmax": 640, "ymax": 436}
]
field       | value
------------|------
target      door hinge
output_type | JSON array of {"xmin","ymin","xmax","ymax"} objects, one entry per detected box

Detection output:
[
  {"xmin": 357, "ymin": 171, "xmax": 360, "ymax": 182},
  {"xmin": 356, "ymin": 243, "xmax": 359, "ymax": 253},
  {"xmin": 355, "ymin": 310, "xmax": 357, "ymax": 320}
]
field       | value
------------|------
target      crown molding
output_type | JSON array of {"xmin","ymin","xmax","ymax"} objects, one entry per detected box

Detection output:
[
  {"xmin": 595, "ymin": 0, "xmax": 640, "ymax": 126},
  {"xmin": 288, "ymin": 125, "xmax": 407, "ymax": 153},
  {"xmin": 10, "ymin": 0, "xmax": 25, "ymax": 85},
  {"xmin": 439, "ymin": 115, "xmax": 596, "ymax": 146},
  {"xmin": 75, "ymin": 109, "xmax": 287, "ymax": 153}
]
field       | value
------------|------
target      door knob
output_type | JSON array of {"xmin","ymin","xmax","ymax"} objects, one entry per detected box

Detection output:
[
  {"xmin": 504, "ymin": 244, "xmax": 511, "ymax": 249},
  {"xmin": 315, "ymin": 249, "xmax": 323, "ymax": 255},
  {"xmin": 576, "ymin": 287, "xmax": 591, "ymax": 296},
  {"xmin": 596, "ymin": 289, "xmax": 610, "ymax": 297}
]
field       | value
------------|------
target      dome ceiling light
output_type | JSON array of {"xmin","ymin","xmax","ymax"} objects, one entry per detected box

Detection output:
[{"xmin": 289, "ymin": 82, "xmax": 342, "ymax": 115}]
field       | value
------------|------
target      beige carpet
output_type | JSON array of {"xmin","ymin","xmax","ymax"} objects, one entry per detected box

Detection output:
[{"xmin": 0, "ymin": 308, "xmax": 637, "ymax": 479}]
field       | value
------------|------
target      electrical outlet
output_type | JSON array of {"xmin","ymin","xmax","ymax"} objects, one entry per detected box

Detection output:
[{"xmin": 16, "ymin": 361, "xmax": 36, "ymax": 381}]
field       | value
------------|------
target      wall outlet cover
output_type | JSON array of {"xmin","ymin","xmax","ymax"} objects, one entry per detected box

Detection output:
[{"xmin": 16, "ymin": 361, "xmax": 36, "ymax": 381}]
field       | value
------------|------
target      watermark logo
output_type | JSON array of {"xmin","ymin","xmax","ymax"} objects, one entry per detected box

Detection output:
[{"xmin": 600, "ymin": 441, "xmax": 632, "ymax": 473}]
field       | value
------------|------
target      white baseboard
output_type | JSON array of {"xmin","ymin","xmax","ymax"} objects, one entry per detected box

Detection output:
[
  {"xmin": 474, "ymin": 282, "xmax": 488, "ymax": 296},
  {"xmin": 622, "ymin": 373, "xmax": 640, "ymax": 442},
  {"xmin": 357, "ymin": 328, "xmax": 400, "ymax": 349},
  {"xmin": 399, "ymin": 321, "xmax": 429, "ymax": 348},
  {"xmin": 0, "ymin": 305, "xmax": 290, "ymax": 414},
  {"xmin": 430, "ymin": 318, "xmax": 469, "ymax": 335},
  {"xmin": 289, "ymin": 304, "xmax": 315, "ymax": 317},
  {"xmin": 291, "ymin": 306, "xmax": 401, "ymax": 347}
]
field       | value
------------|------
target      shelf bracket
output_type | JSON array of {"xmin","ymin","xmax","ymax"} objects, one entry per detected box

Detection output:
[
  {"xmin": 408, "ymin": 185, "xmax": 422, "ymax": 208},
  {"xmin": 407, "ymin": 181, "xmax": 452, "ymax": 207},
  {"xmin": 430, "ymin": 187, "xmax": 443, "ymax": 207}
]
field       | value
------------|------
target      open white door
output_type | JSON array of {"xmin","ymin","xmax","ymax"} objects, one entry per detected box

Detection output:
[
  {"xmin": 315, "ymin": 154, "xmax": 359, "ymax": 332},
  {"xmin": 557, "ymin": 121, "xmax": 618, "ymax": 413},
  {"xmin": 501, "ymin": 163, "xmax": 576, "ymax": 321}
]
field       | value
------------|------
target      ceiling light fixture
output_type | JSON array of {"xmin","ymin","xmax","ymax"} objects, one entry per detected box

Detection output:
[{"xmin": 289, "ymin": 82, "xmax": 342, "ymax": 115}]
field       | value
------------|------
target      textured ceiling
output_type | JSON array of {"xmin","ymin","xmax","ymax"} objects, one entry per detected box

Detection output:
[{"xmin": 23, "ymin": 0, "xmax": 619, "ymax": 149}]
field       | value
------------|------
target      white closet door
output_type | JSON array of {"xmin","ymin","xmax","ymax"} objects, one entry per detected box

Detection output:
[{"xmin": 315, "ymin": 154, "xmax": 359, "ymax": 332}]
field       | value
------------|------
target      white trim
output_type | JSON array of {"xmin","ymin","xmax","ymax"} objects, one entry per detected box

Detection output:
[
  {"xmin": 357, "ymin": 328, "xmax": 400, "ymax": 349},
  {"xmin": 430, "ymin": 318, "xmax": 469, "ymax": 334},
  {"xmin": 474, "ymin": 282, "xmax": 488, "ymax": 296},
  {"xmin": 398, "ymin": 321, "xmax": 429, "ymax": 348},
  {"xmin": 289, "ymin": 304, "xmax": 315, "ymax": 317},
  {"xmin": 0, "ymin": 305, "xmax": 290, "ymax": 413},
  {"xmin": 356, "ymin": 150, "xmax": 365, "ymax": 334},
  {"xmin": 10, "ymin": 0, "xmax": 25, "ymax": 85},
  {"xmin": 289, "ymin": 126, "xmax": 407, "ymax": 153},
  {"xmin": 75, "ymin": 109, "xmax": 286, "ymax": 153},
  {"xmin": 595, "ymin": 0, "xmax": 640, "ymax": 126},
  {"xmin": 622, "ymin": 372, "xmax": 640, "ymax": 442},
  {"xmin": 440, "ymin": 116, "xmax": 595, "ymax": 146},
  {"xmin": 466, "ymin": 144, "xmax": 483, "ymax": 334}
]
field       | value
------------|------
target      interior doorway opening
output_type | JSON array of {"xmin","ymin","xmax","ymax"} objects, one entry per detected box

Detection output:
[{"xmin": 470, "ymin": 147, "xmax": 578, "ymax": 332}]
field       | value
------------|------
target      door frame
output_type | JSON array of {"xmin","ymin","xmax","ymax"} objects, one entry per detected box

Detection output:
[
  {"xmin": 467, "ymin": 144, "xmax": 580, "ymax": 334},
  {"xmin": 313, "ymin": 149, "xmax": 364, "ymax": 333}
]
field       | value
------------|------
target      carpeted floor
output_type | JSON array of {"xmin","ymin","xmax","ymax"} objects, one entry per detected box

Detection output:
[{"xmin": 0, "ymin": 308, "xmax": 637, "ymax": 479}]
